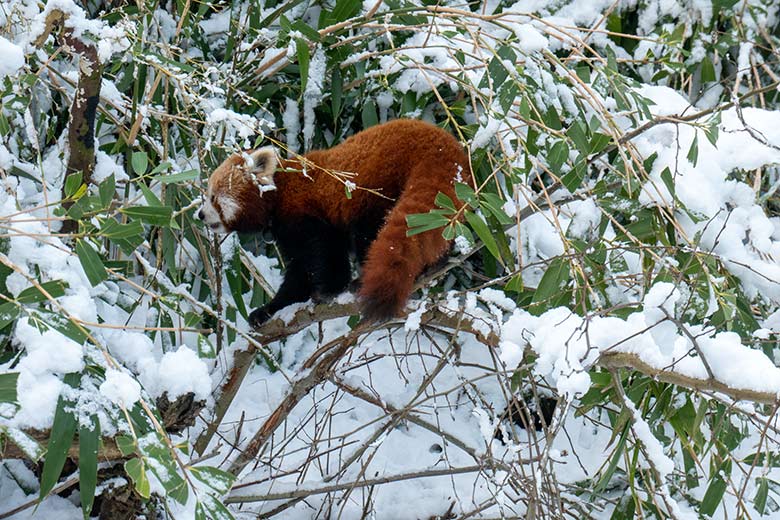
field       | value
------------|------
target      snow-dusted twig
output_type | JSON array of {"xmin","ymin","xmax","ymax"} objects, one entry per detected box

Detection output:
[{"xmin": 226, "ymin": 464, "xmax": 484, "ymax": 503}]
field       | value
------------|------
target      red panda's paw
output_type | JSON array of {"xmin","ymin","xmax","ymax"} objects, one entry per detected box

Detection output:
[{"xmin": 248, "ymin": 306, "xmax": 273, "ymax": 328}]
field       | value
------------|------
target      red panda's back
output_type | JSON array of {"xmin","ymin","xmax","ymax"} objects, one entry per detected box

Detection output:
[{"xmin": 278, "ymin": 120, "xmax": 469, "ymax": 227}]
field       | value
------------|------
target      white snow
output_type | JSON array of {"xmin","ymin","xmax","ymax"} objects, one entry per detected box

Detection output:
[
  {"xmin": 140, "ymin": 347, "xmax": 210, "ymax": 401},
  {"xmin": 100, "ymin": 369, "xmax": 142, "ymax": 407},
  {"xmin": 0, "ymin": 36, "xmax": 24, "ymax": 79}
]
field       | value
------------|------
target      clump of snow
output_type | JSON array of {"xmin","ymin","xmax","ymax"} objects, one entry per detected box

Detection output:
[
  {"xmin": 0, "ymin": 36, "xmax": 24, "ymax": 79},
  {"xmin": 93, "ymin": 150, "xmax": 128, "ymax": 183},
  {"xmin": 204, "ymin": 108, "xmax": 265, "ymax": 149},
  {"xmin": 283, "ymin": 97, "xmax": 300, "ymax": 153},
  {"xmin": 302, "ymin": 49, "xmax": 326, "ymax": 150},
  {"xmin": 100, "ymin": 369, "xmax": 142, "ymax": 407},
  {"xmin": 631, "ymin": 85, "xmax": 780, "ymax": 303},
  {"xmin": 13, "ymin": 318, "xmax": 84, "ymax": 376},
  {"xmin": 405, "ymin": 302, "xmax": 427, "ymax": 332},
  {"xmin": 139, "ymin": 347, "xmax": 210, "ymax": 401},
  {"xmin": 500, "ymin": 283, "xmax": 780, "ymax": 399},
  {"xmin": 642, "ymin": 282, "xmax": 680, "ymax": 356},
  {"xmin": 511, "ymin": 24, "xmax": 548, "ymax": 53}
]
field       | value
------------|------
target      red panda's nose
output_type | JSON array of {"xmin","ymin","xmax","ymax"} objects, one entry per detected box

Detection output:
[{"xmin": 197, "ymin": 209, "xmax": 204, "ymax": 220}]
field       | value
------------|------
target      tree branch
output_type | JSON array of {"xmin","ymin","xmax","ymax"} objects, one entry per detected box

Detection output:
[{"xmin": 34, "ymin": 8, "xmax": 102, "ymax": 232}]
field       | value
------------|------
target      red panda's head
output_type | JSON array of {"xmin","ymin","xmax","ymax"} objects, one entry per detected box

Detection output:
[{"xmin": 198, "ymin": 147, "xmax": 278, "ymax": 233}]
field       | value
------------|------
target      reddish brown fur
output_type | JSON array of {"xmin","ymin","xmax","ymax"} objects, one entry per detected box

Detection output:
[{"xmin": 211, "ymin": 119, "xmax": 472, "ymax": 319}]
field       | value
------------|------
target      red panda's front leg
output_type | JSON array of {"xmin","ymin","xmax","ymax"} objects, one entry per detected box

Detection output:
[
  {"xmin": 249, "ymin": 218, "xmax": 351, "ymax": 328},
  {"xmin": 248, "ymin": 260, "xmax": 314, "ymax": 327}
]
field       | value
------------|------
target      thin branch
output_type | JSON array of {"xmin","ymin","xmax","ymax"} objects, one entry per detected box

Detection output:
[{"xmin": 226, "ymin": 464, "xmax": 485, "ymax": 503}]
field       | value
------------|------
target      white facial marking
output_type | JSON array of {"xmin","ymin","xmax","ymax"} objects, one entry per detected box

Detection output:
[
  {"xmin": 218, "ymin": 195, "xmax": 240, "ymax": 223},
  {"xmin": 200, "ymin": 188, "xmax": 228, "ymax": 234}
]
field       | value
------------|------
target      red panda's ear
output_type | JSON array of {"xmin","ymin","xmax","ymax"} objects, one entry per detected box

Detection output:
[{"xmin": 248, "ymin": 146, "xmax": 278, "ymax": 185}]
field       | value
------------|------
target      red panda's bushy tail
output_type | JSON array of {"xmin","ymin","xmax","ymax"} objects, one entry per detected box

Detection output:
[{"xmin": 358, "ymin": 165, "xmax": 460, "ymax": 322}]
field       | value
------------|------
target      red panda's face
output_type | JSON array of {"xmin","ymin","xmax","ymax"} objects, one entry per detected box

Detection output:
[{"xmin": 198, "ymin": 147, "xmax": 278, "ymax": 233}]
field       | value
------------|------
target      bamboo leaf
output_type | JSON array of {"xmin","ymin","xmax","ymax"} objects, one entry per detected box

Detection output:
[
  {"xmin": 75, "ymin": 239, "xmax": 108, "ymax": 287},
  {"xmin": 79, "ymin": 415, "xmax": 100, "ymax": 518},
  {"xmin": 120, "ymin": 206, "xmax": 173, "ymax": 226},
  {"xmin": 0, "ymin": 372, "xmax": 19, "ymax": 403},
  {"xmin": 40, "ymin": 373, "xmax": 80, "ymax": 498},
  {"xmin": 531, "ymin": 256, "xmax": 571, "ymax": 308},
  {"xmin": 124, "ymin": 457, "xmax": 151, "ymax": 499},
  {"xmin": 153, "ymin": 169, "xmax": 198, "ymax": 184},
  {"xmin": 131, "ymin": 151, "xmax": 149, "ymax": 176},
  {"xmin": 17, "ymin": 280, "xmax": 68, "ymax": 303},
  {"xmin": 0, "ymin": 302, "xmax": 20, "ymax": 329},
  {"xmin": 98, "ymin": 174, "xmax": 115, "ymax": 207},
  {"xmin": 190, "ymin": 466, "xmax": 236, "ymax": 495},
  {"xmin": 6, "ymin": 427, "xmax": 44, "ymax": 461},
  {"xmin": 465, "ymin": 211, "xmax": 502, "ymax": 265}
]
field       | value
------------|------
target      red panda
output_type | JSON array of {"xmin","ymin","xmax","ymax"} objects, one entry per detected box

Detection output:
[{"xmin": 198, "ymin": 119, "xmax": 471, "ymax": 327}]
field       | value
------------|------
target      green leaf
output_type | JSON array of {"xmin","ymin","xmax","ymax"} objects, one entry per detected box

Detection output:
[
  {"xmin": 590, "ymin": 132, "xmax": 612, "ymax": 154},
  {"xmin": 330, "ymin": 0, "xmax": 360, "ymax": 23},
  {"xmin": 149, "ymin": 161, "xmax": 172, "ymax": 175},
  {"xmin": 531, "ymin": 256, "xmax": 571, "ymax": 307},
  {"xmin": 124, "ymin": 457, "xmax": 151, "ymax": 499},
  {"xmin": 562, "ymin": 157, "xmax": 587, "ymax": 192},
  {"xmin": 434, "ymin": 192, "xmax": 456, "ymax": 212},
  {"xmin": 191, "ymin": 466, "xmax": 236, "ymax": 495},
  {"xmin": 361, "ymin": 99, "xmax": 378, "ymax": 128},
  {"xmin": 548, "ymin": 140, "xmax": 569, "ymax": 173},
  {"xmin": 567, "ymin": 122, "xmax": 589, "ymax": 155},
  {"xmin": 153, "ymin": 169, "xmax": 198, "ymax": 184},
  {"xmin": 659, "ymin": 167, "xmax": 676, "ymax": 200},
  {"xmin": 116, "ymin": 434, "xmax": 137, "ymax": 456},
  {"xmin": 687, "ymin": 133, "xmax": 699, "ymax": 166},
  {"xmin": 196, "ymin": 495, "xmax": 236, "ymax": 520},
  {"xmin": 700, "ymin": 56, "xmax": 716, "ymax": 83},
  {"xmin": 465, "ymin": 211, "xmax": 502, "ymax": 265},
  {"xmin": 132, "ymin": 151, "xmax": 149, "ymax": 176},
  {"xmin": 331, "ymin": 68, "xmax": 343, "ymax": 117},
  {"xmin": 99, "ymin": 219, "xmax": 144, "ymax": 239},
  {"xmin": 455, "ymin": 182, "xmax": 477, "ymax": 208},
  {"xmin": 79, "ymin": 415, "xmax": 100, "ymax": 518},
  {"xmin": 40, "ymin": 375, "xmax": 80, "ymax": 498},
  {"xmin": 700, "ymin": 459, "xmax": 731, "ymax": 516},
  {"xmin": 17, "ymin": 280, "xmax": 67, "ymax": 303},
  {"xmin": 197, "ymin": 334, "xmax": 216, "ymax": 359},
  {"xmin": 594, "ymin": 426, "xmax": 628, "ymax": 495},
  {"xmin": 6, "ymin": 427, "xmax": 45, "ymax": 461},
  {"xmin": 755, "ymin": 477, "xmax": 769, "ymax": 514},
  {"xmin": 0, "ymin": 302, "xmax": 20, "ymax": 329},
  {"xmin": 0, "ymin": 112, "xmax": 10, "ymax": 136},
  {"xmin": 226, "ymin": 251, "xmax": 247, "ymax": 319},
  {"xmin": 64, "ymin": 172, "xmax": 83, "ymax": 199},
  {"xmin": 98, "ymin": 175, "xmax": 116, "ymax": 208},
  {"xmin": 138, "ymin": 183, "xmax": 163, "ymax": 206},
  {"xmin": 120, "ymin": 206, "xmax": 173, "ymax": 226},
  {"xmin": 75, "ymin": 239, "xmax": 108, "ymax": 287},
  {"xmin": 291, "ymin": 20, "xmax": 321, "ymax": 42},
  {"xmin": 406, "ymin": 211, "xmax": 450, "ymax": 236},
  {"xmin": 0, "ymin": 372, "xmax": 19, "ymax": 403},
  {"xmin": 480, "ymin": 193, "xmax": 513, "ymax": 225},
  {"xmin": 35, "ymin": 310, "xmax": 88, "ymax": 344},
  {"xmin": 704, "ymin": 113, "xmax": 720, "ymax": 146},
  {"xmin": 139, "ymin": 434, "xmax": 188, "ymax": 504}
]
